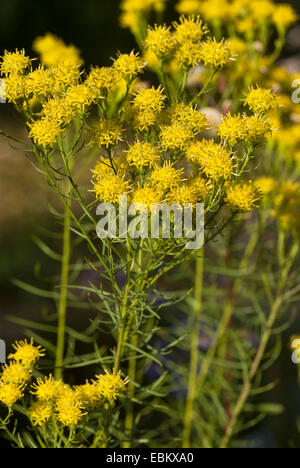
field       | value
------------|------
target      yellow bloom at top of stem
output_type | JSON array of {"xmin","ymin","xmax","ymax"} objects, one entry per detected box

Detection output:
[
  {"xmin": 134, "ymin": 108, "xmax": 160, "ymax": 132},
  {"xmin": 273, "ymin": 181, "xmax": 300, "ymax": 232},
  {"xmin": 4, "ymin": 74, "xmax": 26, "ymax": 103},
  {"xmin": 175, "ymin": 40, "xmax": 202, "ymax": 68},
  {"xmin": 29, "ymin": 400, "xmax": 52, "ymax": 426},
  {"xmin": 29, "ymin": 118, "xmax": 63, "ymax": 149},
  {"xmin": 8, "ymin": 339, "xmax": 45, "ymax": 367},
  {"xmin": 65, "ymin": 84, "xmax": 96, "ymax": 112},
  {"xmin": 0, "ymin": 382, "xmax": 23, "ymax": 408},
  {"xmin": 227, "ymin": 38, "xmax": 248, "ymax": 56},
  {"xmin": 272, "ymin": 4, "xmax": 298, "ymax": 30},
  {"xmin": 132, "ymin": 186, "xmax": 162, "ymax": 211},
  {"xmin": 160, "ymin": 122, "xmax": 195, "ymax": 151},
  {"xmin": 166, "ymin": 177, "xmax": 209, "ymax": 206},
  {"xmin": 33, "ymin": 33, "xmax": 83, "ymax": 67},
  {"xmin": 170, "ymin": 103, "xmax": 207, "ymax": 134},
  {"xmin": 225, "ymin": 181, "xmax": 260, "ymax": 212},
  {"xmin": 173, "ymin": 15, "xmax": 208, "ymax": 44},
  {"xmin": 133, "ymin": 86, "xmax": 166, "ymax": 113},
  {"xmin": 244, "ymin": 87, "xmax": 278, "ymax": 115},
  {"xmin": 55, "ymin": 389, "xmax": 84, "ymax": 427},
  {"xmin": 144, "ymin": 25, "xmax": 176, "ymax": 57},
  {"xmin": 75, "ymin": 381, "xmax": 102, "ymax": 410},
  {"xmin": 90, "ymin": 119, "xmax": 124, "ymax": 148},
  {"xmin": 85, "ymin": 66, "xmax": 121, "ymax": 96},
  {"xmin": 52, "ymin": 63, "xmax": 81, "ymax": 93},
  {"xmin": 249, "ymin": 0, "xmax": 275, "ymax": 20},
  {"xmin": 113, "ymin": 51, "xmax": 146, "ymax": 80},
  {"xmin": 42, "ymin": 97, "xmax": 76, "ymax": 127},
  {"xmin": 31, "ymin": 375, "xmax": 64, "ymax": 402},
  {"xmin": 0, "ymin": 49, "xmax": 31, "ymax": 76},
  {"xmin": 243, "ymin": 115, "xmax": 272, "ymax": 144},
  {"xmin": 94, "ymin": 175, "xmax": 131, "ymax": 204},
  {"xmin": 151, "ymin": 162, "xmax": 184, "ymax": 192},
  {"xmin": 92, "ymin": 158, "xmax": 116, "ymax": 180},
  {"xmin": 217, "ymin": 112, "xmax": 246, "ymax": 145},
  {"xmin": 95, "ymin": 373, "xmax": 127, "ymax": 400},
  {"xmin": 198, "ymin": 0, "xmax": 237, "ymax": 22},
  {"xmin": 187, "ymin": 140, "xmax": 233, "ymax": 179},
  {"xmin": 127, "ymin": 142, "xmax": 161, "ymax": 169},
  {"xmin": 1, "ymin": 362, "xmax": 31, "ymax": 385},
  {"xmin": 25, "ymin": 67, "xmax": 55, "ymax": 98},
  {"xmin": 199, "ymin": 38, "xmax": 233, "ymax": 69}
]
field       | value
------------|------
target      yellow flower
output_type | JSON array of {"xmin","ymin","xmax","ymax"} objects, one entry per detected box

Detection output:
[
  {"xmin": 65, "ymin": 84, "xmax": 96, "ymax": 111},
  {"xmin": 199, "ymin": 38, "xmax": 232, "ymax": 69},
  {"xmin": 75, "ymin": 381, "xmax": 101, "ymax": 410},
  {"xmin": 170, "ymin": 103, "xmax": 207, "ymax": 133},
  {"xmin": 272, "ymin": 4, "xmax": 298, "ymax": 30},
  {"xmin": 95, "ymin": 374, "xmax": 127, "ymax": 400},
  {"xmin": 113, "ymin": 51, "xmax": 145, "ymax": 80},
  {"xmin": 29, "ymin": 401, "xmax": 52, "ymax": 426},
  {"xmin": 243, "ymin": 115, "xmax": 272, "ymax": 144},
  {"xmin": 55, "ymin": 391, "xmax": 84, "ymax": 427},
  {"xmin": 249, "ymin": 1, "xmax": 275, "ymax": 20},
  {"xmin": 160, "ymin": 123, "xmax": 195, "ymax": 151},
  {"xmin": 173, "ymin": 15, "xmax": 207, "ymax": 44},
  {"xmin": 244, "ymin": 87, "xmax": 278, "ymax": 115},
  {"xmin": 187, "ymin": 141, "xmax": 233, "ymax": 179},
  {"xmin": 0, "ymin": 49, "xmax": 30, "ymax": 76},
  {"xmin": 94, "ymin": 175, "xmax": 131, "ymax": 203},
  {"xmin": 4, "ymin": 75, "xmax": 26, "ymax": 103},
  {"xmin": 29, "ymin": 119, "xmax": 62, "ymax": 148},
  {"xmin": 228, "ymin": 38, "xmax": 248, "ymax": 56},
  {"xmin": 134, "ymin": 109, "xmax": 159, "ymax": 131},
  {"xmin": 188, "ymin": 176, "xmax": 212, "ymax": 200},
  {"xmin": 85, "ymin": 67, "xmax": 121, "ymax": 96},
  {"xmin": 175, "ymin": 40, "xmax": 202, "ymax": 68},
  {"xmin": 255, "ymin": 177, "xmax": 278, "ymax": 196},
  {"xmin": 225, "ymin": 182, "xmax": 260, "ymax": 212},
  {"xmin": 218, "ymin": 113, "xmax": 245, "ymax": 145},
  {"xmin": 92, "ymin": 158, "xmax": 116, "ymax": 180},
  {"xmin": 127, "ymin": 142, "xmax": 161, "ymax": 169},
  {"xmin": 25, "ymin": 67, "xmax": 55, "ymax": 98},
  {"xmin": 8, "ymin": 339, "xmax": 45, "ymax": 367},
  {"xmin": 42, "ymin": 97, "xmax": 75, "ymax": 127},
  {"xmin": 133, "ymin": 86, "xmax": 166, "ymax": 113},
  {"xmin": 0, "ymin": 382, "xmax": 23, "ymax": 407},
  {"xmin": 31, "ymin": 375, "xmax": 63, "ymax": 401},
  {"xmin": 52, "ymin": 63, "xmax": 81, "ymax": 92},
  {"xmin": 144, "ymin": 25, "xmax": 176, "ymax": 57},
  {"xmin": 91, "ymin": 119, "xmax": 123, "ymax": 148},
  {"xmin": 167, "ymin": 183, "xmax": 203, "ymax": 206},
  {"xmin": 33, "ymin": 33, "xmax": 83, "ymax": 67},
  {"xmin": 273, "ymin": 182, "xmax": 300, "ymax": 232},
  {"xmin": 1, "ymin": 363, "xmax": 31, "ymax": 385},
  {"xmin": 151, "ymin": 163, "xmax": 184, "ymax": 192},
  {"xmin": 132, "ymin": 187, "xmax": 162, "ymax": 210}
]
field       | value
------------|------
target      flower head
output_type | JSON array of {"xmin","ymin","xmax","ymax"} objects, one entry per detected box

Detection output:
[
  {"xmin": 90, "ymin": 120, "xmax": 123, "ymax": 148},
  {"xmin": 255, "ymin": 177, "xmax": 278, "ymax": 196},
  {"xmin": 273, "ymin": 5, "xmax": 298, "ymax": 30},
  {"xmin": 95, "ymin": 373, "xmax": 127, "ymax": 400},
  {"xmin": 29, "ymin": 401, "xmax": 52, "ymax": 426},
  {"xmin": 1, "ymin": 363, "xmax": 31, "ymax": 385},
  {"xmin": 55, "ymin": 390, "xmax": 84, "ymax": 427},
  {"xmin": 187, "ymin": 141, "xmax": 233, "ymax": 179},
  {"xmin": 29, "ymin": 119, "xmax": 62, "ymax": 148},
  {"xmin": 244, "ymin": 87, "xmax": 278, "ymax": 115},
  {"xmin": 94, "ymin": 175, "xmax": 131, "ymax": 204},
  {"xmin": 145, "ymin": 25, "xmax": 176, "ymax": 56},
  {"xmin": 65, "ymin": 84, "xmax": 96, "ymax": 111},
  {"xmin": 218, "ymin": 113, "xmax": 245, "ymax": 145},
  {"xmin": 151, "ymin": 163, "xmax": 184, "ymax": 192},
  {"xmin": 85, "ymin": 67, "xmax": 121, "ymax": 96},
  {"xmin": 127, "ymin": 142, "xmax": 161, "ymax": 169},
  {"xmin": 199, "ymin": 38, "xmax": 232, "ymax": 69},
  {"xmin": 160, "ymin": 123, "xmax": 195, "ymax": 151},
  {"xmin": 31, "ymin": 375, "xmax": 63, "ymax": 401},
  {"xmin": 133, "ymin": 86, "xmax": 166, "ymax": 113},
  {"xmin": 132, "ymin": 186, "xmax": 162, "ymax": 210},
  {"xmin": 52, "ymin": 63, "xmax": 81, "ymax": 92},
  {"xmin": 175, "ymin": 40, "xmax": 202, "ymax": 68},
  {"xmin": 225, "ymin": 182, "xmax": 260, "ymax": 212},
  {"xmin": 33, "ymin": 33, "xmax": 83, "ymax": 67},
  {"xmin": 0, "ymin": 49, "xmax": 30, "ymax": 76},
  {"xmin": 113, "ymin": 51, "xmax": 145, "ymax": 80},
  {"xmin": 75, "ymin": 381, "xmax": 101, "ymax": 410},
  {"xmin": 8, "ymin": 339, "xmax": 45, "ymax": 367},
  {"xmin": 170, "ymin": 103, "xmax": 207, "ymax": 133},
  {"xmin": 173, "ymin": 15, "xmax": 207, "ymax": 44},
  {"xmin": 243, "ymin": 115, "xmax": 272, "ymax": 144},
  {"xmin": 42, "ymin": 97, "xmax": 75, "ymax": 127},
  {"xmin": 25, "ymin": 67, "xmax": 55, "ymax": 98},
  {"xmin": 4, "ymin": 75, "xmax": 26, "ymax": 103},
  {"xmin": 0, "ymin": 383, "xmax": 23, "ymax": 407}
]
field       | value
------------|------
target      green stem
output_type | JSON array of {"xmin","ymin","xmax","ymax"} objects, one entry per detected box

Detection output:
[
  {"xmin": 182, "ymin": 249, "xmax": 204, "ymax": 448},
  {"xmin": 123, "ymin": 334, "xmax": 138, "ymax": 448},
  {"xmin": 191, "ymin": 69, "xmax": 217, "ymax": 105},
  {"xmin": 55, "ymin": 178, "xmax": 72, "ymax": 380}
]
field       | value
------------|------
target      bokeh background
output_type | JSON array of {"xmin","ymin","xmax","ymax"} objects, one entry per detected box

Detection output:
[{"xmin": 1, "ymin": 0, "xmax": 300, "ymax": 448}]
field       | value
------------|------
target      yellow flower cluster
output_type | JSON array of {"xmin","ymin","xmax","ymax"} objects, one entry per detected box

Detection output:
[
  {"xmin": 120, "ymin": 0, "xmax": 168, "ymax": 31},
  {"xmin": 0, "ymin": 339, "xmax": 127, "ymax": 428},
  {"xmin": 33, "ymin": 33, "xmax": 83, "ymax": 67}
]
